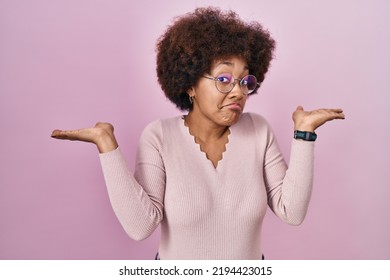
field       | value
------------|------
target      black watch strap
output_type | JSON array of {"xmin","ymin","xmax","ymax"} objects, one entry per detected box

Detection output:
[{"xmin": 294, "ymin": 130, "xmax": 317, "ymax": 141}]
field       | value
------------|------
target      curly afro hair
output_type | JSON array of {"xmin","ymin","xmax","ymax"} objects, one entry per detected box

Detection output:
[{"xmin": 156, "ymin": 7, "xmax": 276, "ymax": 111}]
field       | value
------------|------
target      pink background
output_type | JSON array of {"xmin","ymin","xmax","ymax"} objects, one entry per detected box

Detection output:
[{"xmin": 1, "ymin": 0, "xmax": 389, "ymax": 260}]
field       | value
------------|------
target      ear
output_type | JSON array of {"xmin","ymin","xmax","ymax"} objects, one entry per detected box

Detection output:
[{"xmin": 187, "ymin": 87, "xmax": 196, "ymax": 97}]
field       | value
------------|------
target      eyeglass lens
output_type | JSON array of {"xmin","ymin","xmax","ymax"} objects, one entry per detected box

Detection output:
[{"xmin": 216, "ymin": 73, "xmax": 257, "ymax": 94}]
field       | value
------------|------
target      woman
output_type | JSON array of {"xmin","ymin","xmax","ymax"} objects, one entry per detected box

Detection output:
[{"xmin": 51, "ymin": 7, "xmax": 345, "ymax": 259}]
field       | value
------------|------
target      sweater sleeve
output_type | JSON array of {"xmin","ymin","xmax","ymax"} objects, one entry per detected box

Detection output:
[
  {"xmin": 251, "ymin": 113, "xmax": 315, "ymax": 225},
  {"xmin": 99, "ymin": 120, "xmax": 166, "ymax": 240}
]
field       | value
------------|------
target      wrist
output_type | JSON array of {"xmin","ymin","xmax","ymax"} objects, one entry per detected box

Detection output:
[
  {"xmin": 95, "ymin": 130, "xmax": 118, "ymax": 153},
  {"xmin": 294, "ymin": 124, "xmax": 315, "ymax": 132}
]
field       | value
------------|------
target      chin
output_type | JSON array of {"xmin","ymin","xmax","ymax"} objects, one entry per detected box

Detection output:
[{"xmin": 219, "ymin": 111, "xmax": 242, "ymax": 126}]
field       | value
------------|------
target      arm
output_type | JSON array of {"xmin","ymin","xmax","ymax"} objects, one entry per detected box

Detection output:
[
  {"xmin": 262, "ymin": 106, "xmax": 345, "ymax": 225},
  {"xmin": 99, "ymin": 121, "xmax": 165, "ymax": 240},
  {"xmin": 51, "ymin": 121, "xmax": 166, "ymax": 240},
  {"xmin": 263, "ymin": 133, "xmax": 314, "ymax": 225}
]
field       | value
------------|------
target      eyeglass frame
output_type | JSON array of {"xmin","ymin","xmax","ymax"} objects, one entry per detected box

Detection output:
[{"xmin": 202, "ymin": 74, "xmax": 261, "ymax": 95}]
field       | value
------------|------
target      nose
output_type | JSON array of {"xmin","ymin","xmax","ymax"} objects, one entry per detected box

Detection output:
[{"xmin": 228, "ymin": 81, "xmax": 245, "ymax": 99}]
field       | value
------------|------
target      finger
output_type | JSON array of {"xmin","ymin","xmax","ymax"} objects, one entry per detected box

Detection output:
[
  {"xmin": 51, "ymin": 129, "xmax": 60, "ymax": 137},
  {"xmin": 319, "ymin": 108, "xmax": 343, "ymax": 113},
  {"xmin": 326, "ymin": 111, "xmax": 345, "ymax": 121},
  {"xmin": 51, "ymin": 129, "xmax": 89, "ymax": 141},
  {"xmin": 327, "ymin": 109, "xmax": 345, "ymax": 119},
  {"xmin": 51, "ymin": 129, "xmax": 66, "ymax": 138},
  {"xmin": 334, "ymin": 113, "xmax": 345, "ymax": 119},
  {"xmin": 51, "ymin": 129, "xmax": 76, "ymax": 140},
  {"xmin": 325, "ymin": 108, "xmax": 343, "ymax": 114},
  {"xmin": 315, "ymin": 108, "xmax": 345, "ymax": 118}
]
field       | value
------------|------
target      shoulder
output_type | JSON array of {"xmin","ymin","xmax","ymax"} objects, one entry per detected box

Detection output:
[
  {"xmin": 235, "ymin": 112, "xmax": 277, "ymax": 148},
  {"xmin": 140, "ymin": 116, "xmax": 183, "ymax": 143},
  {"xmin": 237, "ymin": 112, "xmax": 272, "ymax": 131},
  {"xmin": 143, "ymin": 116, "xmax": 182, "ymax": 133},
  {"xmin": 141, "ymin": 119, "xmax": 162, "ymax": 139}
]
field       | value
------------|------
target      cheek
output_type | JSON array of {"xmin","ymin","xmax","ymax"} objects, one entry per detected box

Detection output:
[{"xmin": 242, "ymin": 95, "xmax": 248, "ymax": 106}]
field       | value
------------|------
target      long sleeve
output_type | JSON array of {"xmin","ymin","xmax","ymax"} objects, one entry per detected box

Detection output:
[
  {"xmin": 98, "ymin": 114, "xmax": 314, "ymax": 259},
  {"xmin": 251, "ymin": 113, "xmax": 315, "ymax": 225},
  {"xmin": 99, "ymin": 120, "xmax": 166, "ymax": 240}
]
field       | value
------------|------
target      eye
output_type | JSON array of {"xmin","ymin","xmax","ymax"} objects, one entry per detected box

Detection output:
[
  {"xmin": 240, "ymin": 78, "xmax": 249, "ymax": 86},
  {"xmin": 216, "ymin": 74, "xmax": 232, "ymax": 84},
  {"xmin": 241, "ymin": 75, "xmax": 257, "ymax": 88}
]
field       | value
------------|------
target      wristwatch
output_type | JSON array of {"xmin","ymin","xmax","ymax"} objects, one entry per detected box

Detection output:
[{"xmin": 294, "ymin": 130, "xmax": 317, "ymax": 141}]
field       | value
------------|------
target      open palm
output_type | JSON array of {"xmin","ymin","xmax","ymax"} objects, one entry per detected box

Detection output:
[
  {"xmin": 51, "ymin": 122, "xmax": 118, "ymax": 153},
  {"xmin": 293, "ymin": 106, "xmax": 345, "ymax": 132}
]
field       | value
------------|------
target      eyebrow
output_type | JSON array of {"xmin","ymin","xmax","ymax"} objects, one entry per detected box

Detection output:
[{"xmin": 216, "ymin": 61, "xmax": 249, "ymax": 70}]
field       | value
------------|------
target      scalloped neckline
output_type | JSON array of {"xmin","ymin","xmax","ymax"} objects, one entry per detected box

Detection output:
[{"xmin": 182, "ymin": 116, "xmax": 231, "ymax": 169}]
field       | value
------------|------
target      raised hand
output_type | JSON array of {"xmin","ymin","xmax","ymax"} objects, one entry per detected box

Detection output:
[
  {"xmin": 51, "ymin": 122, "xmax": 119, "ymax": 153},
  {"xmin": 292, "ymin": 106, "xmax": 345, "ymax": 132}
]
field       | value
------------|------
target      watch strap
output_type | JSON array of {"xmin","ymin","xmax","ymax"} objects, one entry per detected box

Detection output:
[{"xmin": 294, "ymin": 130, "xmax": 317, "ymax": 141}]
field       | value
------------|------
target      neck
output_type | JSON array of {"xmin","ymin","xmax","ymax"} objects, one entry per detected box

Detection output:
[{"xmin": 184, "ymin": 112, "xmax": 229, "ymax": 142}]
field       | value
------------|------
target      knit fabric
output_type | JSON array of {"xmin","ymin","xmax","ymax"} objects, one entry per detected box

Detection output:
[{"xmin": 99, "ymin": 112, "xmax": 314, "ymax": 259}]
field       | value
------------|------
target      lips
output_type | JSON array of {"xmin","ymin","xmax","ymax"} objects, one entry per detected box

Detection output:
[{"xmin": 224, "ymin": 102, "xmax": 242, "ymax": 110}]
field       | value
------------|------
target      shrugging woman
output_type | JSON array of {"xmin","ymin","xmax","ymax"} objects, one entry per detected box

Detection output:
[{"xmin": 52, "ymin": 7, "xmax": 345, "ymax": 259}]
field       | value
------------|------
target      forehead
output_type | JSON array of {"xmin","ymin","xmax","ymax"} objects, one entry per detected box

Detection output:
[{"xmin": 211, "ymin": 57, "xmax": 249, "ymax": 71}]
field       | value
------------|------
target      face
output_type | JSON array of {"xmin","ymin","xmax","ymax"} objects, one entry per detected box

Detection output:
[{"xmin": 188, "ymin": 57, "xmax": 249, "ymax": 127}]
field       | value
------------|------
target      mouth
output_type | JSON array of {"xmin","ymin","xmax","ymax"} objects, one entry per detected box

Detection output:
[{"xmin": 223, "ymin": 102, "xmax": 242, "ymax": 111}]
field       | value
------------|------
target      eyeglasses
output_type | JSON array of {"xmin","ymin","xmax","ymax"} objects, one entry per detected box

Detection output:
[{"xmin": 202, "ymin": 73, "xmax": 260, "ymax": 95}]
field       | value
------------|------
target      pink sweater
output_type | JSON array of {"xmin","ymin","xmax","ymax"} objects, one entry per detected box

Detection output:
[{"xmin": 99, "ymin": 112, "xmax": 314, "ymax": 259}]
